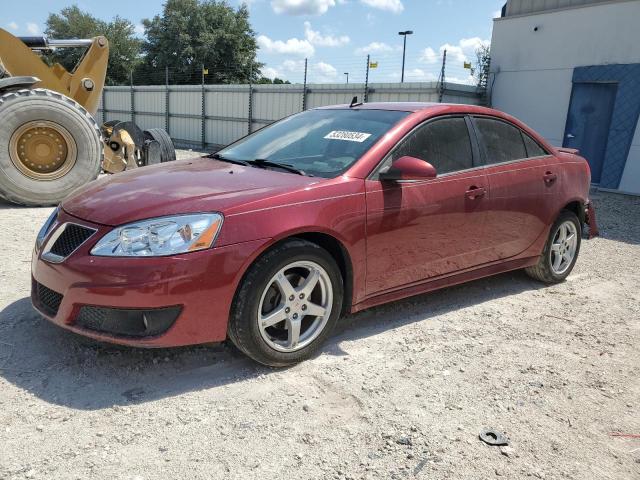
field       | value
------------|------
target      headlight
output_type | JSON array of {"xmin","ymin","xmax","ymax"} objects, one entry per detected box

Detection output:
[
  {"xmin": 90, "ymin": 213, "xmax": 223, "ymax": 257},
  {"xmin": 36, "ymin": 207, "xmax": 59, "ymax": 250}
]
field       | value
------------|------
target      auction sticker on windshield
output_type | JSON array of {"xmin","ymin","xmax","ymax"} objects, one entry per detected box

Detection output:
[{"xmin": 324, "ymin": 131, "xmax": 372, "ymax": 142}]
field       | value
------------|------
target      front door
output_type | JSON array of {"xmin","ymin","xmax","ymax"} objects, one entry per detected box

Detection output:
[
  {"xmin": 564, "ymin": 82, "xmax": 617, "ymax": 184},
  {"xmin": 365, "ymin": 116, "xmax": 491, "ymax": 296}
]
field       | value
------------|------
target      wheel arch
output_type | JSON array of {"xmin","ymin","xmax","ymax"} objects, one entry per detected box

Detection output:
[
  {"xmin": 232, "ymin": 229, "xmax": 355, "ymax": 316},
  {"xmin": 560, "ymin": 199, "xmax": 586, "ymax": 225}
]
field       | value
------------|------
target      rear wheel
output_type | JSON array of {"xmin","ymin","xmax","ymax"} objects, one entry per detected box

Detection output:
[
  {"xmin": 0, "ymin": 88, "xmax": 101, "ymax": 206},
  {"xmin": 228, "ymin": 239, "xmax": 343, "ymax": 366},
  {"xmin": 525, "ymin": 210, "xmax": 581, "ymax": 283}
]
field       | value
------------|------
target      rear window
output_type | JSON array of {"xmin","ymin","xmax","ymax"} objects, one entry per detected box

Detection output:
[{"xmin": 475, "ymin": 117, "xmax": 527, "ymax": 164}]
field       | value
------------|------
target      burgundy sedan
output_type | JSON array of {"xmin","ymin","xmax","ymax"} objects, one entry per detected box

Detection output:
[{"xmin": 31, "ymin": 103, "xmax": 593, "ymax": 366}]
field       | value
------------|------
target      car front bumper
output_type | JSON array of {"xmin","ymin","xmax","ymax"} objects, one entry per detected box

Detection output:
[{"xmin": 31, "ymin": 210, "xmax": 269, "ymax": 347}]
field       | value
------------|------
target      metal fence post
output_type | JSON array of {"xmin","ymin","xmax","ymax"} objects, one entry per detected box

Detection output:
[
  {"xmin": 201, "ymin": 64, "xmax": 206, "ymax": 149},
  {"xmin": 364, "ymin": 55, "xmax": 370, "ymax": 103},
  {"xmin": 130, "ymin": 71, "xmax": 135, "ymax": 124},
  {"xmin": 302, "ymin": 58, "xmax": 308, "ymax": 111},
  {"xmin": 165, "ymin": 66, "xmax": 170, "ymax": 134},
  {"xmin": 101, "ymin": 84, "xmax": 107, "ymax": 124},
  {"xmin": 248, "ymin": 76, "xmax": 253, "ymax": 135},
  {"xmin": 438, "ymin": 49, "xmax": 447, "ymax": 103}
]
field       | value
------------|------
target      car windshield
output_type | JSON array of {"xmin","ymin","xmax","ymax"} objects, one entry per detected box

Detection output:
[{"xmin": 216, "ymin": 108, "xmax": 410, "ymax": 178}]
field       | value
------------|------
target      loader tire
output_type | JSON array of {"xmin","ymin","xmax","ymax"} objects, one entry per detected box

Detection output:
[
  {"xmin": 143, "ymin": 128, "xmax": 175, "ymax": 165},
  {"xmin": 0, "ymin": 88, "xmax": 101, "ymax": 206}
]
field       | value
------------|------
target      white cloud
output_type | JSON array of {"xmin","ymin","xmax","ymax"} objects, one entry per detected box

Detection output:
[
  {"xmin": 271, "ymin": 0, "xmax": 336, "ymax": 15},
  {"xmin": 7, "ymin": 21, "xmax": 18, "ymax": 31},
  {"xmin": 26, "ymin": 23, "xmax": 40, "ymax": 35},
  {"xmin": 311, "ymin": 61, "xmax": 338, "ymax": 82},
  {"xmin": 303, "ymin": 21, "xmax": 349, "ymax": 47},
  {"xmin": 354, "ymin": 41, "xmax": 399, "ymax": 55},
  {"xmin": 257, "ymin": 34, "xmax": 315, "ymax": 57},
  {"xmin": 359, "ymin": 0, "xmax": 403, "ymax": 14},
  {"xmin": 261, "ymin": 66, "xmax": 281, "ymax": 79},
  {"xmin": 282, "ymin": 59, "xmax": 306, "ymax": 72},
  {"xmin": 420, "ymin": 47, "xmax": 438, "ymax": 64},
  {"xmin": 418, "ymin": 37, "xmax": 489, "ymax": 69},
  {"xmin": 134, "ymin": 23, "xmax": 145, "ymax": 35},
  {"xmin": 493, "ymin": 9, "xmax": 502, "ymax": 18}
]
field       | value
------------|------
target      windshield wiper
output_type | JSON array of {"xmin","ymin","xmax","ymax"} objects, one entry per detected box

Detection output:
[
  {"xmin": 247, "ymin": 159, "xmax": 311, "ymax": 176},
  {"xmin": 208, "ymin": 152, "xmax": 250, "ymax": 166}
]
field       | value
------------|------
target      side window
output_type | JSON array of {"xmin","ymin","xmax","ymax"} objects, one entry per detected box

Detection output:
[
  {"xmin": 390, "ymin": 117, "xmax": 473, "ymax": 175},
  {"xmin": 522, "ymin": 133, "xmax": 548, "ymax": 158},
  {"xmin": 475, "ymin": 117, "xmax": 527, "ymax": 164}
]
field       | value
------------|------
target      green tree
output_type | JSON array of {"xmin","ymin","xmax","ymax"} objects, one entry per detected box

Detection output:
[
  {"xmin": 138, "ymin": 0, "xmax": 262, "ymax": 85},
  {"xmin": 473, "ymin": 44, "xmax": 491, "ymax": 91},
  {"xmin": 256, "ymin": 77, "xmax": 291, "ymax": 84},
  {"xmin": 44, "ymin": 5, "xmax": 142, "ymax": 86}
]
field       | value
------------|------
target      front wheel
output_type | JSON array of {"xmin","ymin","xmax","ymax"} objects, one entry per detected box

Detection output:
[
  {"xmin": 525, "ymin": 210, "xmax": 581, "ymax": 283},
  {"xmin": 228, "ymin": 239, "xmax": 344, "ymax": 367}
]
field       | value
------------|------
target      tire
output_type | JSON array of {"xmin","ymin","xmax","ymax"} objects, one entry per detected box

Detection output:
[
  {"xmin": 143, "ymin": 128, "xmax": 176, "ymax": 165},
  {"xmin": 0, "ymin": 88, "xmax": 101, "ymax": 206},
  {"xmin": 525, "ymin": 209, "xmax": 582, "ymax": 284},
  {"xmin": 228, "ymin": 239, "xmax": 344, "ymax": 367}
]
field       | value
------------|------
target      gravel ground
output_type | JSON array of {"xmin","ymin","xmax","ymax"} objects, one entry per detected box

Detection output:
[{"xmin": 0, "ymin": 156, "xmax": 638, "ymax": 479}]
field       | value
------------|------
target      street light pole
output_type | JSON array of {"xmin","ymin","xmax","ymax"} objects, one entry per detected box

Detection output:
[
  {"xmin": 344, "ymin": 72, "xmax": 349, "ymax": 84},
  {"xmin": 398, "ymin": 30, "xmax": 413, "ymax": 83}
]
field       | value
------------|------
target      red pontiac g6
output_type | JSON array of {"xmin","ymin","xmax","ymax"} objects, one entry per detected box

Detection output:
[{"xmin": 31, "ymin": 103, "xmax": 594, "ymax": 366}]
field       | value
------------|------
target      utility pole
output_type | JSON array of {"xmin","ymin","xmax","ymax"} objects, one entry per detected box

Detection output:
[
  {"xmin": 344, "ymin": 72, "xmax": 349, "ymax": 84},
  {"xmin": 302, "ymin": 58, "xmax": 308, "ymax": 111},
  {"xmin": 398, "ymin": 30, "xmax": 413, "ymax": 83}
]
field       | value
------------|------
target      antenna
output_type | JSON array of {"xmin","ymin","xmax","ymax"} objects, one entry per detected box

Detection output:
[{"xmin": 349, "ymin": 96, "xmax": 362, "ymax": 108}]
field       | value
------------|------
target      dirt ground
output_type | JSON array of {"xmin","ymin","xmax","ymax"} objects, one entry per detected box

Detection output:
[{"xmin": 0, "ymin": 154, "xmax": 639, "ymax": 479}]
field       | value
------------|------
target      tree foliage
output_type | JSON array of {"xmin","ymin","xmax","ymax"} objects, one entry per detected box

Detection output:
[
  {"xmin": 256, "ymin": 77, "xmax": 291, "ymax": 84},
  {"xmin": 44, "ymin": 6, "xmax": 142, "ymax": 86},
  {"xmin": 137, "ymin": 0, "xmax": 263, "ymax": 85},
  {"xmin": 473, "ymin": 44, "xmax": 491, "ymax": 91}
]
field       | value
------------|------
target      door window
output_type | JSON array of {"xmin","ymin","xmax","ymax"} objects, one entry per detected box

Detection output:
[
  {"xmin": 386, "ymin": 117, "xmax": 474, "ymax": 175},
  {"xmin": 475, "ymin": 117, "xmax": 527, "ymax": 164},
  {"xmin": 522, "ymin": 132, "xmax": 549, "ymax": 158}
]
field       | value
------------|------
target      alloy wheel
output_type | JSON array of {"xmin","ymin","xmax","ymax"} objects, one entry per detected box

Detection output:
[
  {"xmin": 257, "ymin": 260, "xmax": 333, "ymax": 353},
  {"xmin": 550, "ymin": 220, "xmax": 578, "ymax": 275}
]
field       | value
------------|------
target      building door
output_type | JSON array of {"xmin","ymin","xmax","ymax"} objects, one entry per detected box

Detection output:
[{"xmin": 563, "ymin": 82, "xmax": 617, "ymax": 184}]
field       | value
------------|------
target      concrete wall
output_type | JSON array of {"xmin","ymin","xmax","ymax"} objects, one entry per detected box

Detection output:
[
  {"xmin": 490, "ymin": 0, "xmax": 640, "ymax": 193},
  {"xmin": 98, "ymin": 82, "xmax": 480, "ymax": 149}
]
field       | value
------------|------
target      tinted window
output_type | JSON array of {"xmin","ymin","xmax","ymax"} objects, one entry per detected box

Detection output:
[
  {"xmin": 475, "ymin": 117, "xmax": 527, "ymax": 164},
  {"xmin": 218, "ymin": 109, "xmax": 409, "ymax": 178},
  {"xmin": 390, "ymin": 117, "xmax": 473, "ymax": 174},
  {"xmin": 523, "ymin": 133, "xmax": 548, "ymax": 158}
]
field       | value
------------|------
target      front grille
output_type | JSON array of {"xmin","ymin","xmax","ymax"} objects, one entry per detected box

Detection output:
[
  {"xmin": 48, "ymin": 223, "xmax": 95, "ymax": 258},
  {"xmin": 33, "ymin": 281, "xmax": 63, "ymax": 316}
]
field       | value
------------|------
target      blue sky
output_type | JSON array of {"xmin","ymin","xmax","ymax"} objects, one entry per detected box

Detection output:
[{"xmin": 3, "ymin": 0, "xmax": 504, "ymax": 83}]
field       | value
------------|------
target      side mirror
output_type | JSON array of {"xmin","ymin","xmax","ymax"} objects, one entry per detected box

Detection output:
[{"xmin": 378, "ymin": 156, "xmax": 437, "ymax": 181}]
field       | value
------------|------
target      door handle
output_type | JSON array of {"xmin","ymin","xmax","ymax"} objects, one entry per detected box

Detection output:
[
  {"xmin": 465, "ymin": 186, "xmax": 486, "ymax": 200},
  {"xmin": 543, "ymin": 171, "xmax": 557, "ymax": 184}
]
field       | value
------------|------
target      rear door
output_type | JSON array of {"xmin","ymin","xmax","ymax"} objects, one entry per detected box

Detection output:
[
  {"xmin": 364, "ymin": 116, "xmax": 492, "ymax": 296},
  {"xmin": 472, "ymin": 116, "xmax": 558, "ymax": 261}
]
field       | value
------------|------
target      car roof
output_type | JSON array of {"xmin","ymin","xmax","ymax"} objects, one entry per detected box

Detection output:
[{"xmin": 315, "ymin": 101, "xmax": 495, "ymax": 114}]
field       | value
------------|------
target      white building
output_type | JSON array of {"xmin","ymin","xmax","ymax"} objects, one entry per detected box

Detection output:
[{"xmin": 489, "ymin": 0, "xmax": 640, "ymax": 194}]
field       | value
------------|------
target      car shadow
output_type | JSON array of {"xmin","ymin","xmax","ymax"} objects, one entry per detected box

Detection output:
[{"xmin": 0, "ymin": 270, "xmax": 542, "ymax": 411}]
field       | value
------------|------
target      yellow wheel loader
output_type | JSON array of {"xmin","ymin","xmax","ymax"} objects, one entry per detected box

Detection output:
[{"xmin": 0, "ymin": 29, "xmax": 175, "ymax": 206}]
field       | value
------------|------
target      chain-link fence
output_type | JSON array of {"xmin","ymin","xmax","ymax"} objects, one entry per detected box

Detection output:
[{"xmin": 99, "ymin": 51, "xmax": 484, "ymax": 150}]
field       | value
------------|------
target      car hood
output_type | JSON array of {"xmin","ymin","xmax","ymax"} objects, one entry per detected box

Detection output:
[{"xmin": 62, "ymin": 157, "xmax": 320, "ymax": 226}]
